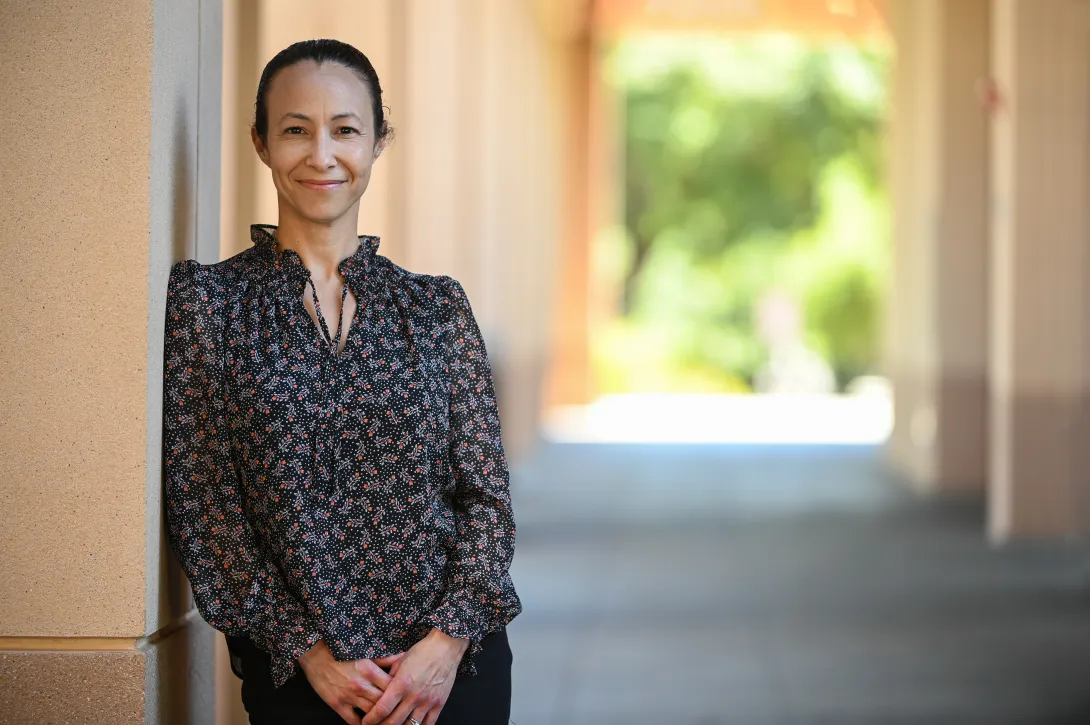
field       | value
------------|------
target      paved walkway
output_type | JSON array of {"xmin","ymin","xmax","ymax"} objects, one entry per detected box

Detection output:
[{"xmin": 506, "ymin": 443, "xmax": 1090, "ymax": 725}]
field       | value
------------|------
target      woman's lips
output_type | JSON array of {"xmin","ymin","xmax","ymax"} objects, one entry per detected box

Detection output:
[{"xmin": 298, "ymin": 180, "xmax": 346, "ymax": 190}]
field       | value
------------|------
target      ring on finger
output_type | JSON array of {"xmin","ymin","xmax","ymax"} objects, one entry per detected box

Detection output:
[{"xmin": 407, "ymin": 719, "xmax": 422, "ymax": 725}]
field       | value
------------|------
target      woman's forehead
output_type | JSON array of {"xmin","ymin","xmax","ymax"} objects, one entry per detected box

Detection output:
[{"xmin": 266, "ymin": 61, "xmax": 373, "ymax": 115}]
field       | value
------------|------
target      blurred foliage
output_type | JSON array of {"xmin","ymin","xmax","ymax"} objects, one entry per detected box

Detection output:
[{"xmin": 595, "ymin": 35, "xmax": 891, "ymax": 393}]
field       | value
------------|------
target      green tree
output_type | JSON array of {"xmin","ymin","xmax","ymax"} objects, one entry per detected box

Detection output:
[
  {"xmin": 622, "ymin": 45, "xmax": 885, "ymax": 312},
  {"xmin": 604, "ymin": 37, "xmax": 890, "ymax": 390}
]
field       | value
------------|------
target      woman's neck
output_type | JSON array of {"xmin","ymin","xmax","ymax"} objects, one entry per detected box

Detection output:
[{"xmin": 273, "ymin": 210, "xmax": 361, "ymax": 282}]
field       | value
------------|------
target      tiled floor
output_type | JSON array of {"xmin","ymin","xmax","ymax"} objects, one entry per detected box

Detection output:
[{"xmin": 506, "ymin": 443, "xmax": 1090, "ymax": 725}]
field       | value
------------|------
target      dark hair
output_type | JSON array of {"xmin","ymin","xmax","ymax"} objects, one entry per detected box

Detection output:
[{"xmin": 254, "ymin": 39, "xmax": 392, "ymax": 144}]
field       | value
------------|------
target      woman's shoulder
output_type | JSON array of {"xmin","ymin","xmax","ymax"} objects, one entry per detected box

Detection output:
[
  {"xmin": 168, "ymin": 258, "xmax": 224, "ymax": 290},
  {"xmin": 166, "ymin": 252, "xmax": 256, "ymax": 326},
  {"xmin": 373, "ymin": 256, "xmax": 470, "ymax": 312},
  {"xmin": 167, "ymin": 247, "xmax": 261, "ymax": 305}
]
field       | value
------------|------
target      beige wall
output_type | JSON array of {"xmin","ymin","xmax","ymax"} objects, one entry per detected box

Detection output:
[
  {"xmin": 884, "ymin": 0, "xmax": 990, "ymax": 495},
  {"xmin": 0, "ymin": 0, "xmax": 152, "ymax": 641},
  {"xmin": 988, "ymin": 0, "xmax": 1090, "ymax": 541},
  {"xmin": 474, "ymin": 0, "xmax": 567, "ymax": 453},
  {"xmin": 0, "ymin": 0, "xmax": 220, "ymax": 722}
]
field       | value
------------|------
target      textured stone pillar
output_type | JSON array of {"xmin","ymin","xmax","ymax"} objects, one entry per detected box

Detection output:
[
  {"xmin": 988, "ymin": 0, "xmax": 1090, "ymax": 541},
  {"xmin": 884, "ymin": 0, "xmax": 990, "ymax": 494},
  {"xmin": 0, "ymin": 1, "xmax": 221, "ymax": 723}
]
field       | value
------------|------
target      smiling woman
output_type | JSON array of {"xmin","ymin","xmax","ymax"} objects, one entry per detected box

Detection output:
[{"xmin": 163, "ymin": 39, "xmax": 519, "ymax": 725}]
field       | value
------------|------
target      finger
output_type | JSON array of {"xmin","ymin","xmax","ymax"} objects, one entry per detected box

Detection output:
[
  {"xmin": 333, "ymin": 703, "xmax": 362, "ymax": 725},
  {"xmin": 423, "ymin": 706, "xmax": 441, "ymax": 725},
  {"xmin": 360, "ymin": 684, "xmax": 405, "ymax": 725},
  {"xmin": 353, "ymin": 694, "xmax": 377, "ymax": 715},
  {"xmin": 352, "ymin": 675, "xmax": 384, "ymax": 702},
  {"xmin": 378, "ymin": 695, "xmax": 419, "ymax": 725},
  {"xmin": 355, "ymin": 658, "xmax": 393, "ymax": 689},
  {"xmin": 388, "ymin": 657, "xmax": 403, "ymax": 677},
  {"xmin": 373, "ymin": 652, "xmax": 406, "ymax": 669},
  {"xmin": 409, "ymin": 703, "xmax": 430, "ymax": 725}
]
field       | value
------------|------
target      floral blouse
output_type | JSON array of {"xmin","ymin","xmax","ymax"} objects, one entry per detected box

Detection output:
[{"xmin": 163, "ymin": 224, "xmax": 521, "ymax": 687}]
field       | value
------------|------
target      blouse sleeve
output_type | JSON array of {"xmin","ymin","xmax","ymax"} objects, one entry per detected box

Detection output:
[
  {"xmin": 426, "ymin": 277, "xmax": 522, "ymax": 669},
  {"xmin": 163, "ymin": 261, "xmax": 323, "ymax": 687}
]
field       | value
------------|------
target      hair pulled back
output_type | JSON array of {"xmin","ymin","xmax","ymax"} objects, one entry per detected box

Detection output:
[{"xmin": 254, "ymin": 39, "xmax": 391, "ymax": 144}]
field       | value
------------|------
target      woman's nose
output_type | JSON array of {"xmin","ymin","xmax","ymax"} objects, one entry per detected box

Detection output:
[{"xmin": 307, "ymin": 131, "xmax": 336, "ymax": 169}]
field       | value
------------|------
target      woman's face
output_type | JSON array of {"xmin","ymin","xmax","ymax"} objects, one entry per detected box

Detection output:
[{"xmin": 252, "ymin": 60, "xmax": 384, "ymax": 226}]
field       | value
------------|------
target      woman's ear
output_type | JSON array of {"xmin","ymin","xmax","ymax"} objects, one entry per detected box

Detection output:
[{"xmin": 251, "ymin": 126, "xmax": 271, "ymax": 168}]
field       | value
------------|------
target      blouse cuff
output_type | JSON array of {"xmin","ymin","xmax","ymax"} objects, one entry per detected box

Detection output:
[
  {"xmin": 268, "ymin": 625, "xmax": 324, "ymax": 688},
  {"xmin": 425, "ymin": 588, "xmax": 519, "ymax": 678},
  {"xmin": 425, "ymin": 608, "xmax": 483, "ymax": 678}
]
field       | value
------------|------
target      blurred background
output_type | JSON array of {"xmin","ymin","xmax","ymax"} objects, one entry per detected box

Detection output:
[
  {"xmin": 221, "ymin": 0, "xmax": 896, "ymax": 455},
  {"xmin": 5, "ymin": 0, "xmax": 1090, "ymax": 723}
]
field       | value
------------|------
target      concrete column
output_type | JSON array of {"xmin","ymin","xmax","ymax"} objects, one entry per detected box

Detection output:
[
  {"xmin": 400, "ymin": 0, "xmax": 462, "ymax": 279},
  {"xmin": 220, "ymin": 0, "xmax": 262, "ymax": 261},
  {"xmin": 884, "ymin": 0, "xmax": 990, "ymax": 495},
  {"xmin": 988, "ymin": 0, "xmax": 1090, "ymax": 541},
  {"xmin": 477, "ymin": 0, "xmax": 567, "ymax": 458},
  {"xmin": 0, "ymin": 1, "xmax": 221, "ymax": 723},
  {"xmin": 543, "ymin": 31, "xmax": 594, "ymax": 408}
]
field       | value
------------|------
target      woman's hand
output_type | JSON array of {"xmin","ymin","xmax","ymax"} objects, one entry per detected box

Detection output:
[
  {"xmin": 299, "ymin": 640, "xmax": 394, "ymax": 724},
  {"xmin": 360, "ymin": 629, "xmax": 469, "ymax": 725}
]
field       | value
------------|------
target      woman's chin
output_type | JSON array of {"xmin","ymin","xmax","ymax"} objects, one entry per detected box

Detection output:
[{"xmin": 293, "ymin": 205, "xmax": 355, "ymax": 226}]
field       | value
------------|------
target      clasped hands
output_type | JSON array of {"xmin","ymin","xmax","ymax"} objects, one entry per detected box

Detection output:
[{"xmin": 298, "ymin": 629, "xmax": 469, "ymax": 725}]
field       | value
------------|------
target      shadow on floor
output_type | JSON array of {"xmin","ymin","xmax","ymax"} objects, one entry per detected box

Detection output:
[{"xmin": 506, "ymin": 443, "xmax": 1090, "ymax": 725}]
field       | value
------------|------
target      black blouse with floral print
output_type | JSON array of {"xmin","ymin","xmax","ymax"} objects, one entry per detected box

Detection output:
[{"xmin": 163, "ymin": 224, "xmax": 521, "ymax": 687}]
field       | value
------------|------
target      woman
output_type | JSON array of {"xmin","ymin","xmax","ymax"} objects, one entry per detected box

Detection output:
[{"xmin": 163, "ymin": 39, "xmax": 521, "ymax": 725}]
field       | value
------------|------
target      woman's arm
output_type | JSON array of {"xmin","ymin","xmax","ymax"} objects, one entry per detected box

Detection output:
[
  {"xmin": 362, "ymin": 277, "xmax": 523, "ymax": 725},
  {"xmin": 162, "ymin": 260, "xmax": 322, "ymax": 687},
  {"xmin": 424, "ymin": 277, "xmax": 522, "ymax": 657}
]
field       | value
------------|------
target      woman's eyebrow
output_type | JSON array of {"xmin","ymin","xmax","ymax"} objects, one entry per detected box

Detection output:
[
  {"xmin": 280, "ymin": 112, "xmax": 312, "ymax": 123},
  {"xmin": 278, "ymin": 111, "xmax": 361, "ymax": 123}
]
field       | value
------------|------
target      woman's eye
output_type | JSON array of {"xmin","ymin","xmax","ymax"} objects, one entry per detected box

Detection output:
[
  {"xmin": 284, "ymin": 126, "xmax": 305, "ymax": 135},
  {"xmin": 338, "ymin": 127, "xmax": 360, "ymax": 135}
]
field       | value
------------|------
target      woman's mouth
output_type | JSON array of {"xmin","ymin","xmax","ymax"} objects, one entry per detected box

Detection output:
[{"xmin": 298, "ymin": 179, "xmax": 346, "ymax": 190}]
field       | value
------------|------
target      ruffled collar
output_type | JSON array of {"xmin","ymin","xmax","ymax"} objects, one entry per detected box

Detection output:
[{"xmin": 248, "ymin": 224, "xmax": 380, "ymax": 287}]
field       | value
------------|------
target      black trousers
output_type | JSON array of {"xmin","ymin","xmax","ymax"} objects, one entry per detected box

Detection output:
[{"xmin": 228, "ymin": 630, "xmax": 512, "ymax": 725}]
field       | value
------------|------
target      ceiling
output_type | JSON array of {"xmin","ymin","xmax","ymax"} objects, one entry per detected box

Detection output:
[{"xmin": 591, "ymin": 0, "xmax": 887, "ymax": 39}]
